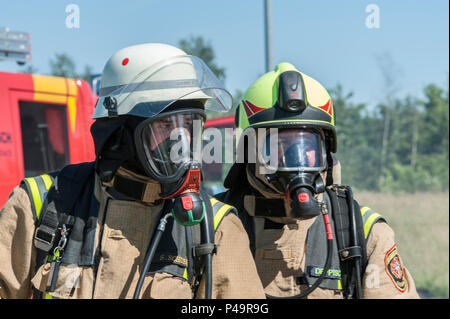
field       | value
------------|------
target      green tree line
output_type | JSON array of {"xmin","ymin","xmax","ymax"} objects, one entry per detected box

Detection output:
[
  {"xmin": 180, "ymin": 36, "xmax": 448, "ymax": 193},
  {"xmin": 331, "ymin": 82, "xmax": 449, "ymax": 193}
]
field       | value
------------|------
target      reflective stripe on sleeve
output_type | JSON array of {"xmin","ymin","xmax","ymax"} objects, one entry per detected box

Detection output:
[
  {"xmin": 214, "ymin": 204, "xmax": 233, "ymax": 230},
  {"xmin": 361, "ymin": 206, "xmax": 371, "ymax": 217},
  {"xmin": 209, "ymin": 197, "xmax": 219, "ymax": 208},
  {"xmin": 24, "ymin": 177, "xmax": 43, "ymax": 219},
  {"xmin": 363, "ymin": 212, "xmax": 382, "ymax": 239},
  {"xmin": 40, "ymin": 174, "xmax": 53, "ymax": 191}
]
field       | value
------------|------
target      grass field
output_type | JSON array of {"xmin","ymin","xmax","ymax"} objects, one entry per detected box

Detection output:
[{"xmin": 354, "ymin": 191, "xmax": 449, "ymax": 298}]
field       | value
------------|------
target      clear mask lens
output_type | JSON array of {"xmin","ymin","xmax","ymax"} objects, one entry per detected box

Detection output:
[
  {"xmin": 137, "ymin": 111, "xmax": 204, "ymax": 180},
  {"xmin": 262, "ymin": 128, "xmax": 326, "ymax": 172}
]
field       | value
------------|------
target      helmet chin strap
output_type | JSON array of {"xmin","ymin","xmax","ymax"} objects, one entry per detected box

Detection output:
[
  {"xmin": 250, "ymin": 164, "xmax": 285, "ymax": 198},
  {"xmin": 103, "ymin": 166, "xmax": 162, "ymax": 204},
  {"xmin": 325, "ymin": 151, "xmax": 334, "ymax": 186}
]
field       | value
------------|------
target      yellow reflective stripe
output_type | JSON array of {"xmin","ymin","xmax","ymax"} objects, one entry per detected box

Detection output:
[
  {"xmin": 364, "ymin": 212, "xmax": 382, "ymax": 239},
  {"xmin": 337, "ymin": 280, "xmax": 342, "ymax": 290},
  {"xmin": 40, "ymin": 174, "xmax": 53, "ymax": 191},
  {"xmin": 183, "ymin": 244, "xmax": 189, "ymax": 281},
  {"xmin": 210, "ymin": 197, "xmax": 219, "ymax": 208},
  {"xmin": 361, "ymin": 206, "xmax": 372, "ymax": 217},
  {"xmin": 25, "ymin": 177, "xmax": 43, "ymax": 219},
  {"xmin": 30, "ymin": 174, "xmax": 56, "ymax": 300},
  {"xmin": 214, "ymin": 204, "xmax": 232, "ymax": 230}
]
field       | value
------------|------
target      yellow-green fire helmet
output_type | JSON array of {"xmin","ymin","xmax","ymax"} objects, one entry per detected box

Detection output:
[{"xmin": 236, "ymin": 62, "xmax": 337, "ymax": 153}]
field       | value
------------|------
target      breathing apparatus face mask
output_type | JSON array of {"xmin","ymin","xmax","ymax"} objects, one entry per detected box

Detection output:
[
  {"xmin": 134, "ymin": 107, "xmax": 206, "ymax": 225},
  {"xmin": 134, "ymin": 108, "xmax": 204, "ymax": 184},
  {"xmin": 95, "ymin": 55, "xmax": 232, "ymax": 226},
  {"xmin": 259, "ymin": 128, "xmax": 328, "ymax": 219}
]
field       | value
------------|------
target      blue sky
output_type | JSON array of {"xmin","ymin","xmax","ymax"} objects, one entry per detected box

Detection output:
[{"xmin": 1, "ymin": 0, "xmax": 448, "ymax": 109}]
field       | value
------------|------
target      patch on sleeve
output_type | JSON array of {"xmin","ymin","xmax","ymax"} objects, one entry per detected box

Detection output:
[{"xmin": 384, "ymin": 244, "xmax": 407, "ymax": 292}]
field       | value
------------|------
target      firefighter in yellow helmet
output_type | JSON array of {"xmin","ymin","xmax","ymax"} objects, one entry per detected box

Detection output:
[
  {"xmin": 0, "ymin": 43, "xmax": 265, "ymax": 299},
  {"xmin": 216, "ymin": 62, "xmax": 420, "ymax": 299}
]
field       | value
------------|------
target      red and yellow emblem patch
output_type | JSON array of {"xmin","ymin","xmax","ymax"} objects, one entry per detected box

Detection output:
[{"xmin": 384, "ymin": 244, "xmax": 407, "ymax": 292}]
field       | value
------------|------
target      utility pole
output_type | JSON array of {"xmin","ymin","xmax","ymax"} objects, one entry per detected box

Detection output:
[
  {"xmin": 264, "ymin": 0, "xmax": 273, "ymax": 73},
  {"xmin": 376, "ymin": 53, "xmax": 400, "ymax": 185}
]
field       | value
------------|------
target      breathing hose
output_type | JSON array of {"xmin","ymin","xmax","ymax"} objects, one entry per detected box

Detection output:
[
  {"xmin": 200, "ymin": 210, "xmax": 213, "ymax": 299},
  {"xmin": 133, "ymin": 212, "xmax": 172, "ymax": 299},
  {"xmin": 133, "ymin": 195, "xmax": 214, "ymax": 299},
  {"xmin": 345, "ymin": 186, "xmax": 363, "ymax": 299},
  {"xmin": 266, "ymin": 199, "xmax": 334, "ymax": 299}
]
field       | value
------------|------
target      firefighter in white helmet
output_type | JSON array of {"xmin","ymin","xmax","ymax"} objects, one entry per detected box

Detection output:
[{"xmin": 0, "ymin": 43, "xmax": 265, "ymax": 299}]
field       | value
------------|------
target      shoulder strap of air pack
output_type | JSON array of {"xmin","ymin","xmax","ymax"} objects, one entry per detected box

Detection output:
[
  {"xmin": 325, "ymin": 185, "xmax": 386, "ymax": 298},
  {"xmin": 21, "ymin": 173, "xmax": 57, "ymax": 223},
  {"xmin": 191, "ymin": 192, "xmax": 237, "ymax": 259},
  {"xmin": 21, "ymin": 172, "xmax": 60, "ymax": 261},
  {"xmin": 189, "ymin": 191, "xmax": 237, "ymax": 295},
  {"xmin": 21, "ymin": 172, "xmax": 58, "ymax": 300},
  {"xmin": 21, "ymin": 162, "xmax": 96, "ymax": 299},
  {"xmin": 359, "ymin": 206, "xmax": 386, "ymax": 240},
  {"xmin": 21, "ymin": 163, "xmax": 96, "ymax": 256}
]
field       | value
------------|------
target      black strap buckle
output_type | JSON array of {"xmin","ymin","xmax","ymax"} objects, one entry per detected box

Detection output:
[
  {"xmin": 339, "ymin": 246, "xmax": 362, "ymax": 261},
  {"xmin": 34, "ymin": 225, "xmax": 56, "ymax": 252},
  {"xmin": 193, "ymin": 243, "xmax": 216, "ymax": 257}
]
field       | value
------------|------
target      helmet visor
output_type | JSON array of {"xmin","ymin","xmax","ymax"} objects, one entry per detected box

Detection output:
[
  {"xmin": 94, "ymin": 55, "xmax": 232, "ymax": 119},
  {"xmin": 262, "ymin": 128, "xmax": 327, "ymax": 172},
  {"xmin": 135, "ymin": 109, "xmax": 205, "ymax": 182}
]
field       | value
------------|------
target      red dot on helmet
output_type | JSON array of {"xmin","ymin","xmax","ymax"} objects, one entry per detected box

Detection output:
[
  {"xmin": 291, "ymin": 93, "xmax": 297, "ymax": 97},
  {"xmin": 298, "ymin": 193, "xmax": 309, "ymax": 203},
  {"xmin": 122, "ymin": 58, "xmax": 129, "ymax": 66}
]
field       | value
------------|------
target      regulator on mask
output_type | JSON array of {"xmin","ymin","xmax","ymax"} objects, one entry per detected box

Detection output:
[
  {"xmin": 134, "ymin": 107, "xmax": 207, "ymax": 226},
  {"xmin": 261, "ymin": 128, "xmax": 328, "ymax": 219}
]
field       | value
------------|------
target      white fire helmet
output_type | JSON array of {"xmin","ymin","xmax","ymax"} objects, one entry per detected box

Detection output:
[{"xmin": 92, "ymin": 43, "xmax": 232, "ymax": 119}]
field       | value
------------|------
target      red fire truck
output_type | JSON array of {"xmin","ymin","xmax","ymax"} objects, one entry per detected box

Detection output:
[
  {"xmin": 0, "ymin": 71, "xmax": 97, "ymax": 206},
  {"xmin": 202, "ymin": 115, "xmax": 235, "ymax": 194}
]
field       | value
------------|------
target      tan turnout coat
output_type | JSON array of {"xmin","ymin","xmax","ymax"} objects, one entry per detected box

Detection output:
[
  {"xmin": 244, "ymin": 165, "xmax": 420, "ymax": 299},
  {"xmin": 0, "ymin": 173, "xmax": 266, "ymax": 299}
]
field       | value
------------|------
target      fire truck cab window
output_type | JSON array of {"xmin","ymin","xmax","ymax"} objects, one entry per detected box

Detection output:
[{"xmin": 19, "ymin": 101, "xmax": 69, "ymax": 177}]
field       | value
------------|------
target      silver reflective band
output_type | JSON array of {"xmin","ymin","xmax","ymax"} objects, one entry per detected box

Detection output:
[{"xmin": 99, "ymin": 79, "xmax": 199, "ymax": 96}]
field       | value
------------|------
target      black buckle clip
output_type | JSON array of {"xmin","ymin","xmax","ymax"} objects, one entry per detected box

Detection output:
[
  {"xmin": 34, "ymin": 226, "xmax": 56, "ymax": 252},
  {"xmin": 339, "ymin": 246, "xmax": 362, "ymax": 261},
  {"xmin": 193, "ymin": 243, "xmax": 217, "ymax": 257},
  {"xmin": 103, "ymin": 96, "xmax": 118, "ymax": 117}
]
